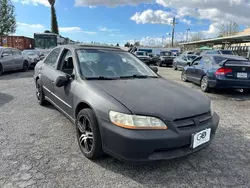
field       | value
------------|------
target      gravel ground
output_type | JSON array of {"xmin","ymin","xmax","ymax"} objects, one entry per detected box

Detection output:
[{"xmin": 0, "ymin": 69, "xmax": 249, "ymax": 188}]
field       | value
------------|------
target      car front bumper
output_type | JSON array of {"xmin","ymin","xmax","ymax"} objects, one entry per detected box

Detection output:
[
  {"xmin": 160, "ymin": 59, "xmax": 174, "ymax": 65},
  {"xmin": 209, "ymin": 78, "xmax": 250, "ymax": 89},
  {"xmin": 98, "ymin": 113, "xmax": 219, "ymax": 162}
]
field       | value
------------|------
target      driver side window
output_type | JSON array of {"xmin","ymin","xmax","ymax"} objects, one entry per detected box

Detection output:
[
  {"xmin": 192, "ymin": 58, "xmax": 201, "ymax": 65},
  {"xmin": 57, "ymin": 49, "xmax": 74, "ymax": 75}
]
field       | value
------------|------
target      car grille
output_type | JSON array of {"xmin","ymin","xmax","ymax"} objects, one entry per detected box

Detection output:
[{"xmin": 173, "ymin": 112, "xmax": 212, "ymax": 130}]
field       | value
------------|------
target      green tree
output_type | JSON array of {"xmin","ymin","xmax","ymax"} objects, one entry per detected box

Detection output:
[
  {"xmin": 48, "ymin": 0, "xmax": 59, "ymax": 34},
  {"xmin": 0, "ymin": 0, "xmax": 16, "ymax": 35},
  {"xmin": 116, "ymin": 43, "xmax": 119, "ymax": 47},
  {"xmin": 124, "ymin": 42, "xmax": 130, "ymax": 47}
]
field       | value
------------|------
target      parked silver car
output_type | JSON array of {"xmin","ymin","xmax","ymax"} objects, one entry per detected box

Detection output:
[
  {"xmin": 0, "ymin": 47, "xmax": 29, "ymax": 76},
  {"xmin": 22, "ymin": 50, "xmax": 41, "ymax": 68}
]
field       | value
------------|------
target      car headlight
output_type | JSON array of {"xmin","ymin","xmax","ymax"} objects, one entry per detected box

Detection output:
[
  {"xmin": 109, "ymin": 111, "xmax": 167, "ymax": 130},
  {"xmin": 210, "ymin": 102, "xmax": 215, "ymax": 116}
]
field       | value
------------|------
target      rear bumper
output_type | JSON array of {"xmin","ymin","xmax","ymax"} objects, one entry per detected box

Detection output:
[
  {"xmin": 209, "ymin": 79, "xmax": 250, "ymax": 89},
  {"xmin": 98, "ymin": 113, "xmax": 219, "ymax": 162}
]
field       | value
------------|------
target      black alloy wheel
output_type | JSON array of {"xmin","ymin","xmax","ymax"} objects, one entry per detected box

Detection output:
[
  {"xmin": 0, "ymin": 64, "xmax": 3, "ymax": 76},
  {"xmin": 22, "ymin": 61, "xmax": 29, "ymax": 72},
  {"xmin": 36, "ymin": 79, "xmax": 46, "ymax": 105},
  {"xmin": 76, "ymin": 109, "xmax": 103, "ymax": 160}
]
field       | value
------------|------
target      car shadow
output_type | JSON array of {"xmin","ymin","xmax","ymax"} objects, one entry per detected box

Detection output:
[
  {"xmin": 0, "ymin": 70, "xmax": 34, "ymax": 80},
  {"xmin": 93, "ymin": 125, "xmax": 250, "ymax": 187}
]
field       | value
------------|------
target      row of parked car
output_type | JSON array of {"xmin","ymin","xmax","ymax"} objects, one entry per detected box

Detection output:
[
  {"xmin": 160, "ymin": 49, "xmax": 250, "ymax": 93},
  {"xmin": 0, "ymin": 47, "xmax": 50, "ymax": 76}
]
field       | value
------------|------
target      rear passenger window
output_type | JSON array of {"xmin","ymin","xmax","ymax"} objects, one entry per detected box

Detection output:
[{"xmin": 44, "ymin": 48, "xmax": 61, "ymax": 69}]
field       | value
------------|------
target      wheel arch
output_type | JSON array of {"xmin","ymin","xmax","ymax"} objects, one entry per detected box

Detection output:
[{"xmin": 75, "ymin": 101, "xmax": 94, "ymax": 120}]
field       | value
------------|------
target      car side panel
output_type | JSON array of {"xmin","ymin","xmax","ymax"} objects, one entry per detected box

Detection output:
[{"xmin": 40, "ymin": 64, "xmax": 54, "ymax": 99}]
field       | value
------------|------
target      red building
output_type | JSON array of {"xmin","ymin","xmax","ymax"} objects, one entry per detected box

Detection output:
[{"xmin": 0, "ymin": 36, "xmax": 35, "ymax": 50}]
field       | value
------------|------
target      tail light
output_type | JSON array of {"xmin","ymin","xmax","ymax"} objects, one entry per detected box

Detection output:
[{"xmin": 215, "ymin": 67, "xmax": 232, "ymax": 76}]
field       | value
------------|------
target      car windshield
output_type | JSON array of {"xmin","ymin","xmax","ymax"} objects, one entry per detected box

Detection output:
[
  {"xmin": 76, "ymin": 49, "xmax": 158, "ymax": 79},
  {"xmin": 220, "ymin": 50, "xmax": 234, "ymax": 55},
  {"xmin": 23, "ymin": 51, "xmax": 38, "ymax": 56},
  {"xmin": 161, "ymin": 52, "xmax": 172, "ymax": 56},
  {"xmin": 136, "ymin": 52, "xmax": 145, "ymax": 56},
  {"xmin": 187, "ymin": 56, "xmax": 198, "ymax": 61}
]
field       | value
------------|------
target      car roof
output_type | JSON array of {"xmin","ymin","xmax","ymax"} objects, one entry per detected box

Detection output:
[
  {"xmin": 58, "ymin": 44, "xmax": 122, "ymax": 51},
  {"xmin": 206, "ymin": 54, "xmax": 247, "ymax": 60}
]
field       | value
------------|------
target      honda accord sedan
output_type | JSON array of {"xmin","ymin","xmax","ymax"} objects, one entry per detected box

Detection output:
[
  {"xmin": 181, "ymin": 54, "xmax": 250, "ymax": 92},
  {"xmin": 34, "ymin": 44, "xmax": 219, "ymax": 161}
]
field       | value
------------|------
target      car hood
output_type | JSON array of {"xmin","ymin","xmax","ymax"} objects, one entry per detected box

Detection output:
[
  {"xmin": 137, "ymin": 55, "xmax": 149, "ymax": 58},
  {"xmin": 90, "ymin": 78, "xmax": 210, "ymax": 121}
]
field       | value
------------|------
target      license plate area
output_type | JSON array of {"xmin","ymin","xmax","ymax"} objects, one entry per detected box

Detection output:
[
  {"xmin": 237, "ymin": 72, "xmax": 248, "ymax": 78},
  {"xmin": 191, "ymin": 128, "xmax": 211, "ymax": 149}
]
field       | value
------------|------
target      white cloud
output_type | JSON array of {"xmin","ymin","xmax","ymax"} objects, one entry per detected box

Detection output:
[
  {"xmin": 17, "ymin": 22, "xmax": 45, "ymax": 29},
  {"xmin": 83, "ymin": 31, "xmax": 97, "ymax": 35},
  {"xmin": 59, "ymin": 27, "xmax": 97, "ymax": 34},
  {"xmin": 97, "ymin": 26, "xmax": 119, "ymax": 32},
  {"xmin": 131, "ymin": 9, "xmax": 173, "ymax": 25},
  {"xmin": 13, "ymin": 0, "xmax": 50, "ymax": 6},
  {"xmin": 15, "ymin": 22, "xmax": 46, "ymax": 37},
  {"xmin": 59, "ymin": 27, "xmax": 83, "ymax": 33},
  {"xmin": 109, "ymin": 34, "xmax": 124, "ymax": 37},
  {"xmin": 155, "ymin": 0, "xmax": 250, "ymax": 36},
  {"xmin": 75, "ymin": 0, "xmax": 152, "ymax": 7}
]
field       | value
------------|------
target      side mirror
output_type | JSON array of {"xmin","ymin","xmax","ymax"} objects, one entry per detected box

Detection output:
[
  {"xmin": 55, "ymin": 75, "xmax": 69, "ymax": 87},
  {"xmin": 150, "ymin": 66, "xmax": 158, "ymax": 73},
  {"xmin": 2, "ymin": 53, "xmax": 9, "ymax": 57},
  {"xmin": 187, "ymin": 62, "xmax": 191, "ymax": 66}
]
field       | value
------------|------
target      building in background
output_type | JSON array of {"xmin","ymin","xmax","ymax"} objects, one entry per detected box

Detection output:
[
  {"xmin": 34, "ymin": 33, "xmax": 58, "ymax": 49},
  {"xmin": 0, "ymin": 36, "xmax": 34, "ymax": 50}
]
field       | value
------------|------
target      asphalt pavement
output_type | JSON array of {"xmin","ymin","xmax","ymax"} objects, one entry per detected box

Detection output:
[{"xmin": 0, "ymin": 69, "xmax": 249, "ymax": 188}]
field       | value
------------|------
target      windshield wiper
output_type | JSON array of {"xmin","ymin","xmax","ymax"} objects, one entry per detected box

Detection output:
[
  {"xmin": 85, "ymin": 76, "xmax": 118, "ymax": 80},
  {"xmin": 119, "ymin": 75, "xmax": 158, "ymax": 79}
]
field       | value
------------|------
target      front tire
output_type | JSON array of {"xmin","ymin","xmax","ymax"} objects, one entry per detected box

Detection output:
[
  {"xmin": 173, "ymin": 65, "xmax": 177, "ymax": 70},
  {"xmin": 22, "ymin": 61, "xmax": 29, "ymax": 72},
  {"xmin": 0, "ymin": 64, "xmax": 3, "ymax": 76},
  {"xmin": 181, "ymin": 71, "xmax": 188, "ymax": 82},
  {"xmin": 36, "ymin": 79, "xmax": 47, "ymax": 105},
  {"xmin": 76, "ymin": 108, "xmax": 103, "ymax": 160},
  {"xmin": 201, "ymin": 75, "xmax": 210, "ymax": 92}
]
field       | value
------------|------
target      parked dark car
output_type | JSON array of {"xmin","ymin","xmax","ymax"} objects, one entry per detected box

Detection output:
[
  {"xmin": 173, "ymin": 54, "xmax": 198, "ymax": 70},
  {"xmin": 34, "ymin": 44, "xmax": 219, "ymax": 161},
  {"xmin": 158, "ymin": 51, "xmax": 175, "ymax": 67},
  {"xmin": 0, "ymin": 47, "xmax": 29, "ymax": 76},
  {"xmin": 181, "ymin": 54, "xmax": 250, "ymax": 92},
  {"xmin": 200, "ymin": 50, "xmax": 234, "ymax": 56},
  {"xmin": 148, "ymin": 53, "xmax": 159, "ymax": 66},
  {"xmin": 22, "ymin": 50, "xmax": 41, "ymax": 68}
]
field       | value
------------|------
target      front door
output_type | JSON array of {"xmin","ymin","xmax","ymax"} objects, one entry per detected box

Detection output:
[
  {"xmin": 1, "ymin": 48, "xmax": 14, "ymax": 71},
  {"xmin": 50, "ymin": 48, "xmax": 76, "ymax": 117},
  {"xmin": 40, "ymin": 48, "xmax": 62, "ymax": 100},
  {"xmin": 187, "ymin": 57, "xmax": 202, "ymax": 82},
  {"xmin": 11, "ymin": 49, "xmax": 24, "ymax": 69}
]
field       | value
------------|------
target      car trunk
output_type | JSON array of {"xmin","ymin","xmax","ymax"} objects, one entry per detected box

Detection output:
[{"xmin": 223, "ymin": 61, "xmax": 250, "ymax": 80}]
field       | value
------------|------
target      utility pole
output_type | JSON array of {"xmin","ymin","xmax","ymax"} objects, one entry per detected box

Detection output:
[
  {"xmin": 171, "ymin": 17, "xmax": 177, "ymax": 47},
  {"xmin": 186, "ymin": 28, "xmax": 190, "ymax": 42}
]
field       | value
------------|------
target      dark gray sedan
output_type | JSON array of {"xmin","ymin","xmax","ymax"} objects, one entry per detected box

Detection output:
[
  {"xmin": 34, "ymin": 44, "xmax": 219, "ymax": 161},
  {"xmin": 0, "ymin": 47, "xmax": 29, "ymax": 76},
  {"xmin": 173, "ymin": 54, "xmax": 198, "ymax": 70}
]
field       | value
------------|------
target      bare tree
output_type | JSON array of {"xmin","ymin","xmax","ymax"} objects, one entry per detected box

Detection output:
[
  {"xmin": 218, "ymin": 21, "xmax": 239, "ymax": 37},
  {"xmin": 190, "ymin": 32, "xmax": 205, "ymax": 41}
]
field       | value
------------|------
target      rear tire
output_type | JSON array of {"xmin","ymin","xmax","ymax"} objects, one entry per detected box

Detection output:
[
  {"xmin": 22, "ymin": 61, "xmax": 29, "ymax": 72},
  {"xmin": 173, "ymin": 65, "xmax": 177, "ymax": 70},
  {"xmin": 36, "ymin": 79, "xmax": 47, "ymax": 106},
  {"xmin": 200, "ymin": 75, "xmax": 210, "ymax": 92},
  {"xmin": 76, "ymin": 108, "xmax": 103, "ymax": 160},
  {"xmin": 159, "ymin": 62, "xmax": 163, "ymax": 67},
  {"xmin": 0, "ymin": 64, "xmax": 3, "ymax": 76}
]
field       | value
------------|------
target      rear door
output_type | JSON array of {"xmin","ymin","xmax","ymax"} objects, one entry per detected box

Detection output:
[
  {"xmin": 186, "ymin": 57, "xmax": 202, "ymax": 83},
  {"xmin": 0, "ymin": 48, "xmax": 14, "ymax": 71},
  {"xmin": 40, "ymin": 48, "xmax": 62, "ymax": 100},
  {"xmin": 11, "ymin": 49, "xmax": 23, "ymax": 69}
]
